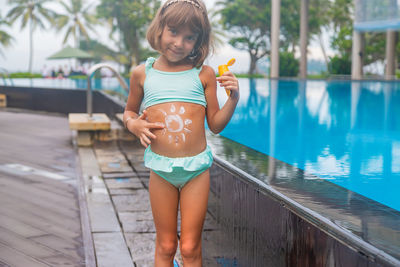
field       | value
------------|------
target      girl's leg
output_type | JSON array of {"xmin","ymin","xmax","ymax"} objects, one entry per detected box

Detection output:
[
  {"xmin": 179, "ymin": 169, "xmax": 210, "ymax": 267},
  {"xmin": 149, "ymin": 171, "xmax": 180, "ymax": 267}
]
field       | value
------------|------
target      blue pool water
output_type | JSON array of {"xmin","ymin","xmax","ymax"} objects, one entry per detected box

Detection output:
[{"xmin": 217, "ymin": 79, "xmax": 400, "ymax": 211}]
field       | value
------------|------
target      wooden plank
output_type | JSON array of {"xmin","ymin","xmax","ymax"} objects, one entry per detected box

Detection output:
[
  {"xmin": 40, "ymin": 253, "xmax": 85, "ymax": 267},
  {"xmin": 0, "ymin": 226, "xmax": 62, "ymax": 259},
  {"xmin": 0, "ymin": 198, "xmax": 81, "ymax": 233},
  {"xmin": 30, "ymin": 234, "xmax": 83, "ymax": 261},
  {"xmin": 0, "ymin": 208, "xmax": 81, "ymax": 241},
  {"xmin": 0, "ymin": 187, "xmax": 80, "ymax": 221},
  {"xmin": 0, "ymin": 176, "xmax": 78, "ymax": 209},
  {"xmin": 0, "ymin": 243, "xmax": 50, "ymax": 267},
  {"xmin": 68, "ymin": 113, "xmax": 110, "ymax": 130},
  {"xmin": 0, "ymin": 215, "xmax": 45, "ymax": 238}
]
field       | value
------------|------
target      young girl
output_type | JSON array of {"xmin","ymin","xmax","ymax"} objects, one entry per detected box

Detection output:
[{"xmin": 124, "ymin": 0, "xmax": 239, "ymax": 265}]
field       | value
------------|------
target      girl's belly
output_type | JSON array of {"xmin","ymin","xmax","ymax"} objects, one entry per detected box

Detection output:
[{"xmin": 145, "ymin": 102, "xmax": 207, "ymax": 157}]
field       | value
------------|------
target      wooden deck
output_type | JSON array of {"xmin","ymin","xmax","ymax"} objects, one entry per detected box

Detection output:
[{"xmin": 0, "ymin": 109, "xmax": 85, "ymax": 266}]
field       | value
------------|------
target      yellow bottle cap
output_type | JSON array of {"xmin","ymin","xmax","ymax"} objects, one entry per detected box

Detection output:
[
  {"xmin": 217, "ymin": 58, "xmax": 236, "ymax": 96},
  {"xmin": 227, "ymin": 58, "xmax": 236, "ymax": 66}
]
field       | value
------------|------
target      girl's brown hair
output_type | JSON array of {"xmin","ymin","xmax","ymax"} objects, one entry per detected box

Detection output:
[{"xmin": 146, "ymin": 0, "xmax": 212, "ymax": 68}]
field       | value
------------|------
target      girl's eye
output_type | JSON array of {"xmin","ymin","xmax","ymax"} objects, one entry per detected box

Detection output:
[
  {"xmin": 169, "ymin": 28, "xmax": 177, "ymax": 35},
  {"xmin": 186, "ymin": 35, "xmax": 197, "ymax": 42}
]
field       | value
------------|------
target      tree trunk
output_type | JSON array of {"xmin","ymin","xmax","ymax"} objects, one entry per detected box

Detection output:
[
  {"xmin": 29, "ymin": 15, "xmax": 33, "ymax": 73},
  {"xmin": 318, "ymin": 32, "xmax": 329, "ymax": 70},
  {"xmin": 249, "ymin": 53, "xmax": 257, "ymax": 75}
]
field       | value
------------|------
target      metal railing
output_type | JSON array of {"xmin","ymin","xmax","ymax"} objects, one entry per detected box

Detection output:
[
  {"xmin": 0, "ymin": 67, "xmax": 14, "ymax": 86},
  {"xmin": 86, "ymin": 63, "xmax": 128, "ymax": 118}
]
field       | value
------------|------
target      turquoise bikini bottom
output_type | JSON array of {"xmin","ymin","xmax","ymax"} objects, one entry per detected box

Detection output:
[{"xmin": 144, "ymin": 145, "xmax": 213, "ymax": 189}]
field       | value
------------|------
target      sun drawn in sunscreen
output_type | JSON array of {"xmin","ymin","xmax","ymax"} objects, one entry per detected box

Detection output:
[{"xmin": 157, "ymin": 104, "xmax": 192, "ymax": 145}]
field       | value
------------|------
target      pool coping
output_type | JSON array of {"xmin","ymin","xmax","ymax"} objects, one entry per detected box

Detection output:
[{"xmin": 211, "ymin": 148, "xmax": 400, "ymax": 266}]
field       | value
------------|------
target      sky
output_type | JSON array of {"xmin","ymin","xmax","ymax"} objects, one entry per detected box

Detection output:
[{"xmin": 0, "ymin": 0, "xmax": 333, "ymax": 74}]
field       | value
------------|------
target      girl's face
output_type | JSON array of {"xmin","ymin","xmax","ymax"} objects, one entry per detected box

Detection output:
[{"xmin": 160, "ymin": 25, "xmax": 199, "ymax": 64}]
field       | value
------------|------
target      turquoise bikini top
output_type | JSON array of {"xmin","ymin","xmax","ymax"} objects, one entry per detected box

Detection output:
[{"xmin": 143, "ymin": 57, "xmax": 207, "ymax": 109}]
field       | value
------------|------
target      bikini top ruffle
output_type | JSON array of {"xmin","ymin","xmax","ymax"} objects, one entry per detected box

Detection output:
[
  {"xmin": 142, "ymin": 57, "xmax": 207, "ymax": 109},
  {"xmin": 144, "ymin": 145, "xmax": 213, "ymax": 172}
]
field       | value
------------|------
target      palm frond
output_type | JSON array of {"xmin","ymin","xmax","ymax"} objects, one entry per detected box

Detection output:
[
  {"xmin": 56, "ymin": 15, "xmax": 69, "ymax": 29},
  {"xmin": 21, "ymin": 10, "xmax": 31, "ymax": 29},
  {"xmin": 63, "ymin": 25, "xmax": 74, "ymax": 44},
  {"xmin": 0, "ymin": 30, "xmax": 14, "ymax": 47},
  {"xmin": 77, "ymin": 19, "xmax": 89, "ymax": 40}
]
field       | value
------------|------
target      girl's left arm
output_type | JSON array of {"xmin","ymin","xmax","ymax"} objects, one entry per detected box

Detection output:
[{"xmin": 201, "ymin": 65, "xmax": 239, "ymax": 134}]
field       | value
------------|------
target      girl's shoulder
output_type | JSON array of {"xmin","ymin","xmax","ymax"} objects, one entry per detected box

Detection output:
[
  {"xmin": 199, "ymin": 65, "xmax": 216, "ymax": 89},
  {"xmin": 130, "ymin": 64, "xmax": 146, "ymax": 79},
  {"xmin": 129, "ymin": 64, "xmax": 147, "ymax": 87},
  {"xmin": 199, "ymin": 65, "xmax": 216, "ymax": 78}
]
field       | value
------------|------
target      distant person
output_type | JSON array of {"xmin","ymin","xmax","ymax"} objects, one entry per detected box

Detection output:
[
  {"xmin": 77, "ymin": 65, "xmax": 84, "ymax": 75},
  {"xmin": 41, "ymin": 64, "xmax": 50, "ymax": 78},
  {"xmin": 57, "ymin": 66, "xmax": 64, "ymax": 79},
  {"xmin": 123, "ymin": 0, "xmax": 239, "ymax": 265},
  {"xmin": 63, "ymin": 64, "xmax": 70, "ymax": 77},
  {"xmin": 51, "ymin": 68, "xmax": 57, "ymax": 78}
]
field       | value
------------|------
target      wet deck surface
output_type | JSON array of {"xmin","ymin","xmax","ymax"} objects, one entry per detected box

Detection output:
[
  {"xmin": 0, "ymin": 108, "xmax": 219, "ymax": 266},
  {"xmin": 0, "ymin": 109, "xmax": 85, "ymax": 266}
]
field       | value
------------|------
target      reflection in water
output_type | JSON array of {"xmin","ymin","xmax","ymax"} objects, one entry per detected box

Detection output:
[{"xmin": 218, "ymin": 79, "xmax": 400, "ymax": 212}]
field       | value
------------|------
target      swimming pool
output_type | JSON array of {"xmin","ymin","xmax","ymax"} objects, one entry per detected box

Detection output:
[
  {"xmin": 4, "ymin": 77, "xmax": 399, "ymax": 211},
  {"xmin": 216, "ymin": 79, "xmax": 400, "ymax": 212}
]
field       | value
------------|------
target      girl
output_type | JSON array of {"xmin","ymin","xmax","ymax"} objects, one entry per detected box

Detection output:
[{"xmin": 124, "ymin": 0, "xmax": 239, "ymax": 265}]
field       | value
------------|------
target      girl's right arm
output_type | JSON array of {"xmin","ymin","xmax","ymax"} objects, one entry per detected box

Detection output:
[{"xmin": 124, "ymin": 64, "xmax": 164, "ymax": 147}]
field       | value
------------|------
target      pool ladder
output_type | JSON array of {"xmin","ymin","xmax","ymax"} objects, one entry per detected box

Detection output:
[{"xmin": 86, "ymin": 63, "xmax": 128, "ymax": 118}]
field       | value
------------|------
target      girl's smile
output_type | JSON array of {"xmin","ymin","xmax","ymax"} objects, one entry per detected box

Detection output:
[{"xmin": 160, "ymin": 25, "xmax": 198, "ymax": 65}]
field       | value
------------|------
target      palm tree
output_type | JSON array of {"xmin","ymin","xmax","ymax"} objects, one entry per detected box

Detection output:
[
  {"xmin": 56, "ymin": 0, "xmax": 98, "ymax": 48},
  {"xmin": 7, "ymin": 0, "xmax": 57, "ymax": 73},
  {"xmin": 0, "ymin": 15, "xmax": 14, "ymax": 57}
]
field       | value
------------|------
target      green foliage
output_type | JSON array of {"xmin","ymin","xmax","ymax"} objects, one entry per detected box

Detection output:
[
  {"xmin": 280, "ymin": 0, "xmax": 331, "ymax": 52},
  {"xmin": 9, "ymin": 72, "xmax": 42, "ymax": 78},
  {"xmin": 6, "ymin": 0, "xmax": 57, "ymax": 73},
  {"xmin": 364, "ymin": 32, "xmax": 386, "ymax": 66},
  {"xmin": 69, "ymin": 75, "xmax": 87, "ymax": 79},
  {"xmin": 234, "ymin": 73, "xmax": 266, "ymax": 78},
  {"xmin": 0, "ymin": 15, "xmax": 13, "ymax": 57},
  {"xmin": 328, "ymin": 0, "xmax": 387, "ymax": 74},
  {"xmin": 218, "ymin": 0, "xmax": 331, "ymax": 75},
  {"xmin": 79, "ymin": 39, "xmax": 118, "ymax": 62},
  {"xmin": 328, "ymin": 0, "xmax": 353, "ymax": 32},
  {"xmin": 328, "ymin": 55, "xmax": 351, "ymax": 75},
  {"xmin": 279, "ymin": 52, "xmax": 299, "ymax": 77},
  {"xmin": 55, "ymin": 0, "xmax": 99, "ymax": 46},
  {"xmin": 218, "ymin": 0, "xmax": 270, "ymax": 74},
  {"xmin": 307, "ymin": 73, "xmax": 330, "ymax": 79},
  {"xmin": 330, "ymin": 25, "xmax": 353, "ymax": 57},
  {"xmin": 97, "ymin": 0, "xmax": 161, "ymax": 69}
]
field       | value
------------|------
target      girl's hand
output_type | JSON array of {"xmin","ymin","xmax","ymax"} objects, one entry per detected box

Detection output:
[
  {"xmin": 126, "ymin": 110, "xmax": 165, "ymax": 148},
  {"xmin": 216, "ymin": 71, "xmax": 240, "ymax": 100}
]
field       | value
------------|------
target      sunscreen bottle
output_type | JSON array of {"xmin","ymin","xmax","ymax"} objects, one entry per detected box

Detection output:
[{"xmin": 218, "ymin": 58, "xmax": 236, "ymax": 96}]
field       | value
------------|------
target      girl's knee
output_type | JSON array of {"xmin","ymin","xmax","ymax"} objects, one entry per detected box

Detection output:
[
  {"xmin": 157, "ymin": 238, "xmax": 178, "ymax": 257},
  {"xmin": 180, "ymin": 239, "xmax": 201, "ymax": 260}
]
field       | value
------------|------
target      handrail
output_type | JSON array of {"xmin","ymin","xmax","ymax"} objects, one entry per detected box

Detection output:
[
  {"xmin": 0, "ymin": 67, "xmax": 14, "ymax": 86},
  {"xmin": 86, "ymin": 63, "xmax": 129, "ymax": 118}
]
